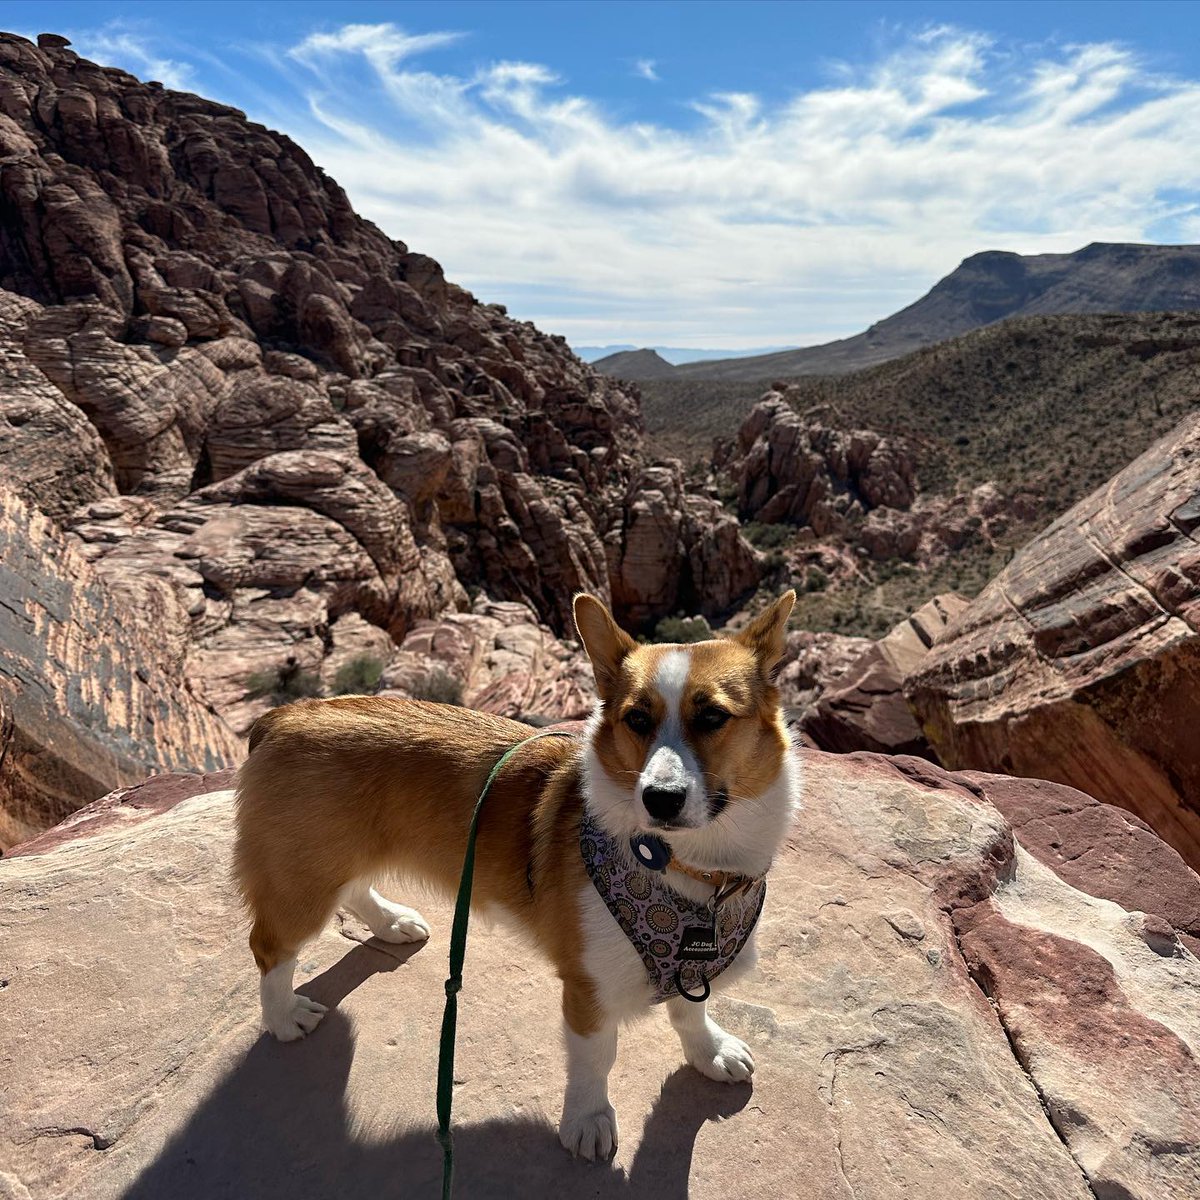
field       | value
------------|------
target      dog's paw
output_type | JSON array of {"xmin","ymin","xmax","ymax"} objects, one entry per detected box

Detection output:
[
  {"xmin": 687, "ymin": 1031, "xmax": 755, "ymax": 1083},
  {"xmin": 265, "ymin": 994, "xmax": 328, "ymax": 1042},
  {"xmin": 559, "ymin": 1105, "xmax": 619, "ymax": 1161},
  {"xmin": 370, "ymin": 903, "xmax": 431, "ymax": 944}
]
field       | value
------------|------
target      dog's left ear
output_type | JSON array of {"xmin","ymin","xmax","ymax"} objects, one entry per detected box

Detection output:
[
  {"xmin": 574, "ymin": 593, "xmax": 637, "ymax": 700},
  {"xmin": 735, "ymin": 590, "xmax": 796, "ymax": 677}
]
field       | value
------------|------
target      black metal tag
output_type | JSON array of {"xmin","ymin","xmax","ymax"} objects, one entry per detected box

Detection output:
[{"xmin": 678, "ymin": 924, "xmax": 719, "ymax": 961}]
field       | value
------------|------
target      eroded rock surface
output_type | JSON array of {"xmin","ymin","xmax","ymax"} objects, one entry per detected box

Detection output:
[
  {"xmin": 801, "ymin": 593, "xmax": 968, "ymax": 757},
  {"xmin": 0, "ymin": 487, "xmax": 241, "ymax": 849},
  {"xmin": 2, "ymin": 751, "xmax": 1196, "ymax": 1199},
  {"xmin": 906, "ymin": 411, "xmax": 1200, "ymax": 871}
]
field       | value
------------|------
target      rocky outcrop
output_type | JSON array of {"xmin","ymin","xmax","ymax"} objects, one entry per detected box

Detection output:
[
  {"xmin": 775, "ymin": 628, "xmax": 873, "ymax": 727},
  {"xmin": 906, "ymin": 411, "xmax": 1200, "ymax": 871},
  {"xmin": 732, "ymin": 395, "xmax": 917, "ymax": 532},
  {"xmin": 0, "ymin": 32, "xmax": 753, "ymax": 657},
  {"xmin": 801, "ymin": 593, "xmax": 968, "ymax": 756},
  {"xmin": 380, "ymin": 599, "xmax": 596, "ymax": 721},
  {"xmin": 0, "ymin": 487, "xmax": 241, "ymax": 849},
  {"xmin": 609, "ymin": 462, "xmax": 760, "ymax": 628},
  {"xmin": 2, "ymin": 752, "xmax": 1197, "ymax": 1198}
]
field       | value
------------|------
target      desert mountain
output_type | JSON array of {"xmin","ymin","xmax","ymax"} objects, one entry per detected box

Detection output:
[
  {"xmin": 605, "ymin": 242, "xmax": 1200, "ymax": 381},
  {"xmin": 589, "ymin": 347, "xmax": 676, "ymax": 378}
]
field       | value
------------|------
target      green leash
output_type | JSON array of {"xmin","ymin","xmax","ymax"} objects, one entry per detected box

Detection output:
[{"xmin": 436, "ymin": 728, "xmax": 574, "ymax": 1200}]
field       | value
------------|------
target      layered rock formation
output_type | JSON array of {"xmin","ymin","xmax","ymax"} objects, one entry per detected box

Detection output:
[
  {"xmin": 0, "ymin": 33, "xmax": 760, "ymax": 839},
  {"xmin": 801, "ymin": 593, "xmax": 968, "ymax": 757},
  {"xmin": 907, "ymin": 411, "xmax": 1200, "ymax": 870},
  {"xmin": 3, "ymin": 753, "xmax": 1197, "ymax": 1199},
  {"xmin": 0, "ymin": 487, "xmax": 240, "ymax": 849}
]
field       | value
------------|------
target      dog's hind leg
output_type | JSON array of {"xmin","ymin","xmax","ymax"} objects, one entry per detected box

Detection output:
[
  {"xmin": 248, "ymin": 879, "xmax": 344, "ymax": 1042},
  {"xmin": 340, "ymin": 877, "xmax": 431, "ymax": 944}
]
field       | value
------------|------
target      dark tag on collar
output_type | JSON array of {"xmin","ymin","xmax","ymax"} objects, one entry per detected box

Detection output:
[
  {"xmin": 630, "ymin": 834, "xmax": 671, "ymax": 872},
  {"xmin": 678, "ymin": 923, "xmax": 719, "ymax": 961}
]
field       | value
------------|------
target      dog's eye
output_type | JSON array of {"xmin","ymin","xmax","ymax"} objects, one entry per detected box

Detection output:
[
  {"xmin": 694, "ymin": 706, "xmax": 731, "ymax": 732},
  {"xmin": 623, "ymin": 709, "xmax": 653, "ymax": 736}
]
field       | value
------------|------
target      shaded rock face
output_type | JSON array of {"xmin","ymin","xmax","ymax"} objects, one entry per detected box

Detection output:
[
  {"xmin": 0, "ymin": 487, "xmax": 241, "ymax": 850},
  {"xmin": 2, "ymin": 752, "xmax": 1198, "ymax": 1198},
  {"xmin": 906, "ymin": 411, "xmax": 1200, "ymax": 871},
  {"xmin": 732, "ymin": 395, "xmax": 917, "ymax": 533},
  {"xmin": 727, "ymin": 391, "xmax": 1017, "ymax": 570},
  {"xmin": 609, "ymin": 462, "xmax": 761, "ymax": 629},
  {"xmin": 801, "ymin": 593, "xmax": 969, "ymax": 757}
]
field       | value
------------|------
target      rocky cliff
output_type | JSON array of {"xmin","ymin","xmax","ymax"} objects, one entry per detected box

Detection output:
[
  {"xmin": 2, "ymin": 755, "xmax": 1197, "ymax": 1199},
  {"xmin": 0, "ymin": 33, "xmax": 759, "ymax": 841},
  {"xmin": 906, "ymin": 411, "xmax": 1200, "ymax": 871}
]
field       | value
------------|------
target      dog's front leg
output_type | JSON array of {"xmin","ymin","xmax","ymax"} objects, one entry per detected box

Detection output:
[
  {"xmin": 667, "ymin": 995, "xmax": 755, "ymax": 1082},
  {"xmin": 558, "ymin": 987, "xmax": 619, "ymax": 1160}
]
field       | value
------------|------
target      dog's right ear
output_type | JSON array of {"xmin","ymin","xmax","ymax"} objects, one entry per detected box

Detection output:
[{"xmin": 573, "ymin": 593, "xmax": 636, "ymax": 700}]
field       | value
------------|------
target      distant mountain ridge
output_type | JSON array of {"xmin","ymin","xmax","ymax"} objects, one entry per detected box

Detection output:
[
  {"xmin": 576, "ymin": 343, "xmax": 797, "ymax": 365},
  {"xmin": 600, "ymin": 243, "xmax": 1200, "ymax": 382}
]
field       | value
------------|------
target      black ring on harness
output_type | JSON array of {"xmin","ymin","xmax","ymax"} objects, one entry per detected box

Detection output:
[{"xmin": 674, "ymin": 969, "xmax": 711, "ymax": 1003}]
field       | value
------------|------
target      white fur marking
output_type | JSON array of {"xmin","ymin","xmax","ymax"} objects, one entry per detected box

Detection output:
[
  {"xmin": 559, "ymin": 1022, "xmax": 620, "ymax": 1159},
  {"xmin": 341, "ymin": 878, "xmax": 431, "ymax": 943},
  {"xmin": 639, "ymin": 650, "xmax": 708, "ymax": 827},
  {"xmin": 260, "ymin": 958, "xmax": 328, "ymax": 1042},
  {"xmin": 667, "ymin": 994, "xmax": 755, "ymax": 1082}
]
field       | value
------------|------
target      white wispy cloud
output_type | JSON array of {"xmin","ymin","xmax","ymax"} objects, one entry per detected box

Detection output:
[
  {"xmin": 634, "ymin": 58, "xmax": 659, "ymax": 82},
  {"xmin": 52, "ymin": 22, "xmax": 1200, "ymax": 346},
  {"xmin": 66, "ymin": 22, "xmax": 196, "ymax": 92},
  {"xmin": 280, "ymin": 24, "xmax": 1200, "ymax": 345}
]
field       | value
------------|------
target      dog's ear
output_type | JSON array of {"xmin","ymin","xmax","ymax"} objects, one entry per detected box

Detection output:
[
  {"xmin": 574, "ymin": 593, "xmax": 636, "ymax": 700},
  {"xmin": 734, "ymin": 590, "xmax": 796, "ymax": 677}
]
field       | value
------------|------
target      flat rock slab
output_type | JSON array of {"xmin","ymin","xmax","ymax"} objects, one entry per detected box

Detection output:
[{"xmin": 2, "ymin": 750, "xmax": 1198, "ymax": 1199}]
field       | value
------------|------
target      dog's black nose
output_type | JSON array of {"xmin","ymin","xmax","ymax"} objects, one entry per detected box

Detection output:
[{"xmin": 642, "ymin": 786, "xmax": 687, "ymax": 822}]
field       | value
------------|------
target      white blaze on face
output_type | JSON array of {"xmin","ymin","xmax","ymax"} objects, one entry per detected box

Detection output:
[{"xmin": 638, "ymin": 649, "xmax": 707, "ymax": 825}]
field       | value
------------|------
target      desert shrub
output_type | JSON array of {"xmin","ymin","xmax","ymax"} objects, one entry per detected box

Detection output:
[
  {"xmin": 332, "ymin": 654, "xmax": 385, "ymax": 696},
  {"xmin": 651, "ymin": 614, "xmax": 713, "ymax": 644},
  {"xmin": 245, "ymin": 661, "xmax": 323, "ymax": 704},
  {"xmin": 409, "ymin": 668, "xmax": 464, "ymax": 706},
  {"xmin": 743, "ymin": 521, "xmax": 794, "ymax": 550},
  {"xmin": 804, "ymin": 567, "xmax": 829, "ymax": 592}
]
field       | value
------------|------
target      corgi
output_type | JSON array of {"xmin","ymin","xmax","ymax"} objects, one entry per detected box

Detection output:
[{"xmin": 233, "ymin": 589, "xmax": 800, "ymax": 1160}]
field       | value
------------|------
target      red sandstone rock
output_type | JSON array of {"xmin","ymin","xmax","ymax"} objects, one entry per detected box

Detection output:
[
  {"xmin": 0, "ymin": 487, "xmax": 242, "ymax": 849},
  {"xmin": 4, "ymin": 752, "xmax": 1198, "ymax": 1197},
  {"xmin": 802, "ymin": 593, "xmax": 968, "ymax": 756},
  {"xmin": 906, "ymin": 411, "xmax": 1200, "ymax": 871}
]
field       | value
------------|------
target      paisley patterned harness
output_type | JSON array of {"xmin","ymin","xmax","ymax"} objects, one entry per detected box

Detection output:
[{"xmin": 579, "ymin": 812, "xmax": 767, "ymax": 1003}]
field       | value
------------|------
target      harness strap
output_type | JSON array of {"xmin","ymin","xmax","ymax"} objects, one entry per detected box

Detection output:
[{"xmin": 437, "ymin": 728, "xmax": 574, "ymax": 1200}]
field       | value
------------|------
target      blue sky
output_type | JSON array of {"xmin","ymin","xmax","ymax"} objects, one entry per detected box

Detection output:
[{"xmin": 7, "ymin": 1, "xmax": 1200, "ymax": 349}]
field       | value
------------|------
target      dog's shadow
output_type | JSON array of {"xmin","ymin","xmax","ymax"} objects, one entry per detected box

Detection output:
[{"xmin": 121, "ymin": 943, "xmax": 750, "ymax": 1199}]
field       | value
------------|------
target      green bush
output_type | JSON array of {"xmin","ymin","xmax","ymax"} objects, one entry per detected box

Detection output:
[
  {"xmin": 651, "ymin": 614, "xmax": 713, "ymax": 644},
  {"xmin": 743, "ymin": 521, "xmax": 794, "ymax": 550},
  {"xmin": 804, "ymin": 567, "xmax": 829, "ymax": 592},
  {"xmin": 409, "ymin": 668, "xmax": 464, "ymax": 706},
  {"xmin": 332, "ymin": 654, "xmax": 385, "ymax": 696},
  {"xmin": 245, "ymin": 661, "xmax": 323, "ymax": 704}
]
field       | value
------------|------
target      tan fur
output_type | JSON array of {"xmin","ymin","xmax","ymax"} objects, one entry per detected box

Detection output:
[{"xmin": 235, "ymin": 697, "xmax": 605, "ymax": 1031}]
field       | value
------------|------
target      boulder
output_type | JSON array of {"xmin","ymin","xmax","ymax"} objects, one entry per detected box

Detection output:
[
  {"xmin": 0, "ymin": 487, "xmax": 241, "ymax": 849},
  {"xmin": 381, "ymin": 598, "xmax": 596, "ymax": 721},
  {"xmin": 2, "ymin": 751, "xmax": 1197, "ymax": 1198},
  {"xmin": 906, "ymin": 412, "xmax": 1200, "ymax": 871},
  {"xmin": 802, "ymin": 593, "xmax": 969, "ymax": 756}
]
